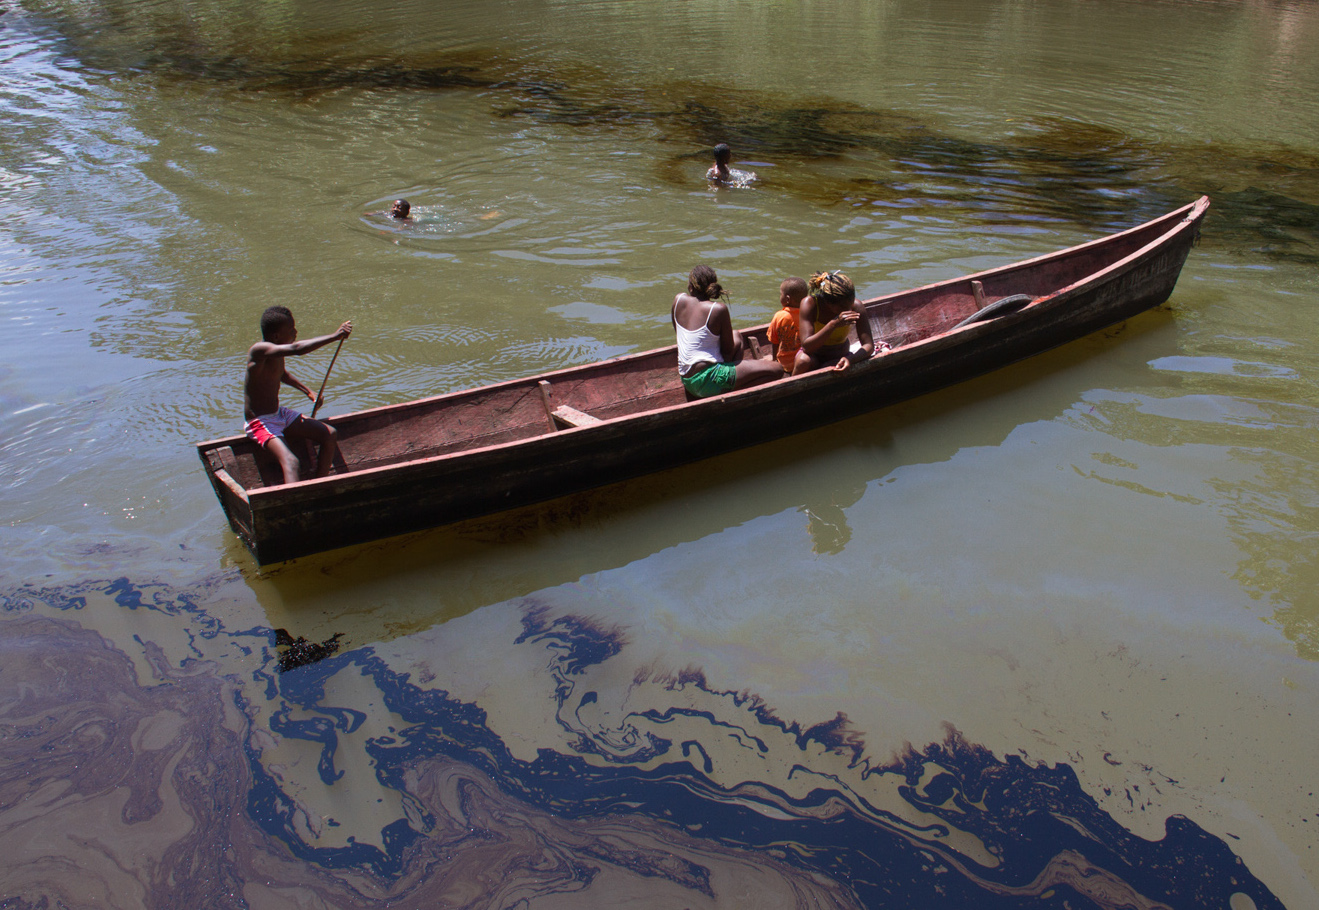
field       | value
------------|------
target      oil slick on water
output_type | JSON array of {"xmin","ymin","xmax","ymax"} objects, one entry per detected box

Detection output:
[{"xmin": 0, "ymin": 579, "xmax": 1285, "ymax": 909}]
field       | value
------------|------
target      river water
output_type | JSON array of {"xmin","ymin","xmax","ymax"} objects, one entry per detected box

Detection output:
[{"xmin": 2, "ymin": 0, "xmax": 1317, "ymax": 906}]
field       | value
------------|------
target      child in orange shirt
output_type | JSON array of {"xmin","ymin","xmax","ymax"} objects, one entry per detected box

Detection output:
[{"xmin": 767, "ymin": 276, "xmax": 808, "ymax": 373}]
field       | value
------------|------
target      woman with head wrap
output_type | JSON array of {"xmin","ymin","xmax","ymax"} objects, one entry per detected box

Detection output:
[{"xmin": 793, "ymin": 270, "xmax": 882, "ymax": 374}]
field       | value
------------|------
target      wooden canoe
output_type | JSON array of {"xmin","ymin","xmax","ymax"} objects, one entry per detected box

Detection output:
[{"xmin": 198, "ymin": 195, "xmax": 1210, "ymax": 565}]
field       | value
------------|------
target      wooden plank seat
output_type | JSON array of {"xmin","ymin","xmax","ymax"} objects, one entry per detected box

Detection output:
[
  {"xmin": 538, "ymin": 380, "xmax": 603, "ymax": 430},
  {"xmin": 551, "ymin": 404, "xmax": 602, "ymax": 428}
]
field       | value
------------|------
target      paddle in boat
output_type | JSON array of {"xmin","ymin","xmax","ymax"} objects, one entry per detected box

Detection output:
[{"xmin": 198, "ymin": 195, "xmax": 1210, "ymax": 564}]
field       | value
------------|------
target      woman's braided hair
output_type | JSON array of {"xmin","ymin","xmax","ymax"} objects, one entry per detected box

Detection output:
[
  {"xmin": 809, "ymin": 270, "xmax": 855, "ymax": 306},
  {"xmin": 688, "ymin": 264, "xmax": 726, "ymax": 301}
]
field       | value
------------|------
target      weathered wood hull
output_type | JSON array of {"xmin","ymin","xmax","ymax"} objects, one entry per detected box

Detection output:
[{"xmin": 198, "ymin": 196, "xmax": 1209, "ymax": 564}]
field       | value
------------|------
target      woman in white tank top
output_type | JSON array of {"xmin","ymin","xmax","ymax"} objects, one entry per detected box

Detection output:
[{"xmin": 671, "ymin": 265, "xmax": 783, "ymax": 398}]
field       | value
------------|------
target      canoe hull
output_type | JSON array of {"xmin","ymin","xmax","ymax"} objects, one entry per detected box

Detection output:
[{"xmin": 199, "ymin": 198, "xmax": 1208, "ymax": 564}]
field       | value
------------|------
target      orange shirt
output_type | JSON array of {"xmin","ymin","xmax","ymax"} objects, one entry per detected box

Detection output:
[{"xmin": 767, "ymin": 307, "xmax": 801, "ymax": 371}]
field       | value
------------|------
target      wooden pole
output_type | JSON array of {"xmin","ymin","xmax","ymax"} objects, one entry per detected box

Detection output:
[{"xmin": 310, "ymin": 338, "xmax": 345, "ymax": 419}]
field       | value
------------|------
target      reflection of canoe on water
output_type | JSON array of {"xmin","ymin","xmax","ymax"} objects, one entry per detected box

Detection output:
[{"xmin": 198, "ymin": 195, "xmax": 1210, "ymax": 565}]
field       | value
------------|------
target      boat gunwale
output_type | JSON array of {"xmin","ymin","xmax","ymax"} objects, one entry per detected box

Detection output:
[
  {"xmin": 860, "ymin": 196, "xmax": 1205, "ymax": 314},
  {"xmin": 206, "ymin": 196, "xmax": 1209, "ymax": 506}
]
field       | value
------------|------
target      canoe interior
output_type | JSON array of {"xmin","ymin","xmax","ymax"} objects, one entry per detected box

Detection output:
[
  {"xmin": 197, "ymin": 196, "xmax": 1208, "ymax": 562},
  {"xmin": 203, "ymin": 356, "xmax": 690, "ymax": 491},
  {"xmin": 202, "ymin": 197, "xmax": 1193, "ymax": 492}
]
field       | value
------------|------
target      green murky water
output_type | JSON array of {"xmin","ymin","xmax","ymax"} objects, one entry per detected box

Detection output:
[{"xmin": 2, "ymin": 0, "xmax": 1317, "ymax": 906}]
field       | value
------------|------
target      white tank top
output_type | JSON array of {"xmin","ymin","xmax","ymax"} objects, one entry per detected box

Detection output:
[{"xmin": 675, "ymin": 305, "xmax": 725, "ymax": 375}]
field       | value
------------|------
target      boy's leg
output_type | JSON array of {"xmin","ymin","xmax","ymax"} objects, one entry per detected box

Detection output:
[
  {"xmin": 285, "ymin": 416, "xmax": 338, "ymax": 478},
  {"xmin": 263, "ymin": 437, "xmax": 303, "ymax": 485}
]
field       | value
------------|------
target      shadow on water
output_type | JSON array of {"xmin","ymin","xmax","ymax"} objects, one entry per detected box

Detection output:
[
  {"xmin": 1202, "ymin": 186, "xmax": 1319, "ymax": 265},
  {"xmin": 19, "ymin": 1, "xmax": 1319, "ymax": 260},
  {"xmin": 247, "ymin": 308, "xmax": 1181, "ymax": 650}
]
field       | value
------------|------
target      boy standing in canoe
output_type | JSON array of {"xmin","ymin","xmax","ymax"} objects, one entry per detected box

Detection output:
[{"xmin": 244, "ymin": 306, "xmax": 352, "ymax": 485}]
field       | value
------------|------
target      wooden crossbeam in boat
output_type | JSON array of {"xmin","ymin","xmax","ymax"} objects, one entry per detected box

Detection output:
[
  {"xmin": 214, "ymin": 445, "xmax": 240, "ymax": 477},
  {"xmin": 551, "ymin": 405, "xmax": 602, "ymax": 428},
  {"xmin": 537, "ymin": 381, "xmax": 560, "ymax": 432},
  {"xmin": 971, "ymin": 279, "xmax": 988, "ymax": 310},
  {"xmin": 212, "ymin": 467, "xmax": 249, "ymax": 502},
  {"xmin": 209, "ymin": 444, "xmax": 263, "ymax": 489},
  {"xmin": 203, "ymin": 446, "xmax": 250, "ymax": 503},
  {"xmin": 538, "ymin": 380, "xmax": 602, "ymax": 430}
]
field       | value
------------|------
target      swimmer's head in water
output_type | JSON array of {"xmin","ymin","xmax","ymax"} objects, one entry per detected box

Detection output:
[
  {"xmin": 688, "ymin": 264, "xmax": 725, "ymax": 301},
  {"xmin": 809, "ymin": 270, "xmax": 855, "ymax": 307},
  {"xmin": 712, "ymin": 143, "xmax": 731, "ymax": 165},
  {"xmin": 390, "ymin": 199, "xmax": 411, "ymax": 218}
]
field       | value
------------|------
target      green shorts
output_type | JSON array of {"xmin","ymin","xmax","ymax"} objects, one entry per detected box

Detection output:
[{"xmin": 681, "ymin": 362, "xmax": 737, "ymax": 398}]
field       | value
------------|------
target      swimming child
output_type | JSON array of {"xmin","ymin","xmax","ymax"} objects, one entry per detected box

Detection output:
[
  {"xmin": 794, "ymin": 270, "xmax": 881, "ymax": 374},
  {"xmin": 767, "ymin": 276, "xmax": 808, "ymax": 373},
  {"xmin": 673, "ymin": 265, "xmax": 783, "ymax": 398},
  {"xmin": 244, "ymin": 306, "xmax": 353, "ymax": 485},
  {"xmin": 368, "ymin": 199, "xmax": 412, "ymax": 221},
  {"xmin": 706, "ymin": 143, "xmax": 757, "ymax": 187}
]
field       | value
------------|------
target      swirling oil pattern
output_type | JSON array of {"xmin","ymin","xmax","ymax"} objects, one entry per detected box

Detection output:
[{"xmin": 0, "ymin": 581, "xmax": 1282, "ymax": 909}]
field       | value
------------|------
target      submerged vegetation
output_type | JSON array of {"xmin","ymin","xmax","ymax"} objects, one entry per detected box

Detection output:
[{"xmin": 18, "ymin": 0, "xmax": 1319, "ymax": 259}]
